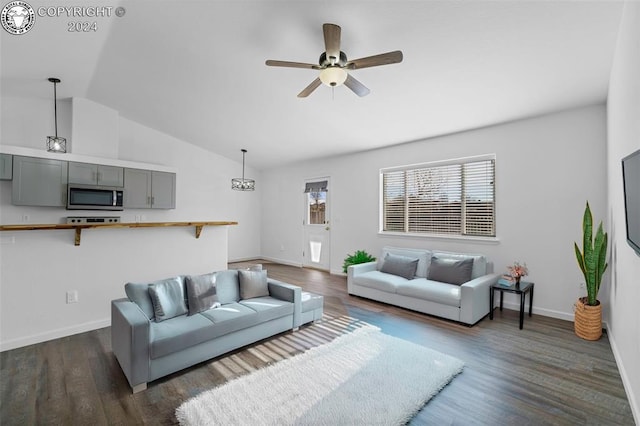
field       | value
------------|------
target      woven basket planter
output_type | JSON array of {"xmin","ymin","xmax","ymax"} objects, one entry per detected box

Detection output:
[{"xmin": 574, "ymin": 297, "xmax": 602, "ymax": 340}]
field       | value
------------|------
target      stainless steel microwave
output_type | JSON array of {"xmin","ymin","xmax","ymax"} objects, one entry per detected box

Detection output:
[{"xmin": 67, "ymin": 184, "xmax": 124, "ymax": 211}]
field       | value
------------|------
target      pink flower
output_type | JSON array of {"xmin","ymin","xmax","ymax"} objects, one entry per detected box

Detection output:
[{"xmin": 507, "ymin": 261, "xmax": 528, "ymax": 278}]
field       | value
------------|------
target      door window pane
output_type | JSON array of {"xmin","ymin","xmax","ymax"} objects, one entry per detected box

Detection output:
[{"xmin": 307, "ymin": 191, "xmax": 327, "ymax": 225}]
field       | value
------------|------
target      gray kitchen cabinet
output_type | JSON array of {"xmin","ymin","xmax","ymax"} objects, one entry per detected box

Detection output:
[
  {"xmin": 0, "ymin": 154, "xmax": 12, "ymax": 180},
  {"xmin": 150, "ymin": 171, "xmax": 176, "ymax": 209},
  {"xmin": 68, "ymin": 162, "xmax": 124, "ymax": 187},
  {"xmin": 124, "ymin": 168, "xmax": 175, "ymax": 209},
  {"xmin": 12, "ymin": 156, "xmax": 68, "ymax": 206}
]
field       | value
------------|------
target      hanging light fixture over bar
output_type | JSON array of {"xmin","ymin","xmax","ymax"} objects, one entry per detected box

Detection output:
[
  {"xmin": 46, "ymin": 77, "xmax": 67, "ymax": 153},
  {"xmin": 231, "ymin": 149, "xmax": 255, "ymax": 191}
]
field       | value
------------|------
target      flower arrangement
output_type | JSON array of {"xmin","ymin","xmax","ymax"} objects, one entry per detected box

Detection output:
[{"xmin": 507, "ymin": 261, "xmax": 528, "ymax": 280}]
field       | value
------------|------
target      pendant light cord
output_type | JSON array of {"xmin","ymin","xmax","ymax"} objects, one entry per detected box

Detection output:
[{"xmin": 53, "ymin": 80, "xmax": 58, "ymax": 138}]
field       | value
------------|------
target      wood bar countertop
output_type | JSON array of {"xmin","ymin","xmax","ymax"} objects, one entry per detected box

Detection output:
[{"xmin": 0, "ymin": 221, "xmax": 238, "ymax": 246}]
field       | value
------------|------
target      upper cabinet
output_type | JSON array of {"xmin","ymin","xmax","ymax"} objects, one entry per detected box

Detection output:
[
  {"xmin": 0, "ymin": 154, "xmax": 12, "ymax": 180},
  {"xmin": 124, "ymin": 168, "xmax": 176, "ymax": 209},
  {"xmin": 68, "ymin": 162, "xmax": 124, "ymax": 187},
  {"xmin": 12, "ymin": 156, "xmax": 68, "ymax": 207}
]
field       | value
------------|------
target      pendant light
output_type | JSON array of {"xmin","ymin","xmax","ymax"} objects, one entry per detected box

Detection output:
[
  {"xmin": 231, "ymin": 149, "xmax": 255, "ymax": 191},
  {"xmin": 46, "ymin": 77, "xmax": 67, "ymax": 153}
]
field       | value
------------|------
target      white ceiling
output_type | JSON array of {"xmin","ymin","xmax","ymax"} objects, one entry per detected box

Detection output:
[{"xmin": 1, "ymin": 1, "xmax": 625, "ymax": 170}]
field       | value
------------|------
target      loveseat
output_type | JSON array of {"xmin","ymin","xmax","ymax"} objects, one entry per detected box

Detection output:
[
  {"xmin": 111, "ymin": 268, "xmax": 302, "ymax": 392},
  {"xmin": 347, "ymin": 247, "xmax": 498, "ymax": 325}
]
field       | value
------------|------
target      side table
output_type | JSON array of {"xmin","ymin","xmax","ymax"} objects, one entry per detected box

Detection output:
[{"xmin": 489, "ymin": 281, "xmax": 534, "ymax": 329}]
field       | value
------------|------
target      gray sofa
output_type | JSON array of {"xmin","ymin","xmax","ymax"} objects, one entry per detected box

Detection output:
[
  {"xmin": 111, "ymin": 269, "xmax": 302, "ymax": 392},
  {"xmin": 347, "ymin": 246, "xmax": 499, "ymax": 325}
]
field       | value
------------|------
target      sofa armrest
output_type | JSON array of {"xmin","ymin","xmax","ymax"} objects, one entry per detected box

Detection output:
[
  {"xmin": 347, "ymin": 261, "xmax": 377, "ymax": 294},
  {"xmin": 268, "ymin": 279, "xmax": 302, "ymax": 329},
  {"xmin": 459, "ymin": 273, "xmax": 500, "ymax": 325},
  {"xmin": 111, "ymin": 298, "xmax": 150, "ymax": 391}
]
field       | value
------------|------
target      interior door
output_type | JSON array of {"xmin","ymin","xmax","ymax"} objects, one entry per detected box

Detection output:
[{"xmin": 303, "ymin": 178, "xmax": 330, "ymax": 270}]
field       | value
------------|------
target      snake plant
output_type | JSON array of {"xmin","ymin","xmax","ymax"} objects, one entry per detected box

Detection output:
[{"xmin": 574, "ymin": 202, "xmax": 608, "ymax": 306}]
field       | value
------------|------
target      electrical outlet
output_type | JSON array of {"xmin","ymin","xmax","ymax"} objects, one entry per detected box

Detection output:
[{"xmin": 66, "ymin": 291, "xmax": 79, "ymax": 304}]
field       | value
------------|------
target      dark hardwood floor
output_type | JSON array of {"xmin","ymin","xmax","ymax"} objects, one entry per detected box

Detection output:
[{"xmin": 1, "ymin": 261, "xmax": 634, "ymax": 425}]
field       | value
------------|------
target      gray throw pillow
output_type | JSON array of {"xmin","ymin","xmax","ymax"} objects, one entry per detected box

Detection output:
[
  {"xmin": 185, "ymin": 273, "xmax": 221, "ymax": 316},
  {"xmin": 380, "ymin": 253, "xmax": 419, "ymax": 280},
  {"xmin": 238, "ymin": 269, "xmax": 269, "ymax": 299},
  {"xmin": 148, "ymin": 277, "xmax": 188, "ymax": 322},
  {"xmin": 124, "ymin": 282, "xmax": 155, "ymax": 320},
  {"xmin": 427, "ymin": 256, "xmax": 474, "ymax": 285}
]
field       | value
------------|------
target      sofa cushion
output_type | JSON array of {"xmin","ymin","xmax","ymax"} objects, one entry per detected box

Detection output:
[
  {"xmin": 185, "ymin": 273, "xmax": 220, "ymax": 316},
  {"xmin": 125, "ymin": 282, "xmax": 155, "ymax": 320},
  {"xmin": 378, "ymin": 247, "xmax": 431, "ymax": 278},
  {"xmin": 149, "ymin": 313, "xmax": 219, "ymax": 359},
  {"xmin": 148, "ymin": 277, "xmax": 188, "ymax": 322},
  {"xmin": 239, "ymin": 270, "xmax": 269, "ymax": 299},
  {"xmin": 427, "ymin": 256, "xmax": 473, "ymax": 285},
  {"xmin": 199, "ymin": 302, "xmax": 260, "ymax": 336},
  {"xmin": 352, "ymin": 270, "xmax": 407, "ymax": 293},
  {"xmin": 216, "ymin": 270, "xmax": 241, "ymax": 304},
  {"xmin": 239, "ymin": 296, "xmax": 293, "ymax": 323},
  {"xmin": 396, "ymin": 279, "xmax": 461, "ymax": 307},
  {"xmin": 380, "ymin": 253, "xmax": 419, "ymax": 279},
  {"xmin": 432, "ymin": 251, "xmax": 487, "ymax": 279},
  {"xmin": 301, "ymin": 292, "xmax": 323, "ymax": 312}
]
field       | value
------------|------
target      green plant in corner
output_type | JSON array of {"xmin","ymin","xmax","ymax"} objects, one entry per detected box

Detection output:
[
  {"xmin": 574, "ymin": 201, "xmax": 608, "ymax": 306},
  {"xmin": 343, "ymin": 250, "xmax": 376, "ymax": 273}
]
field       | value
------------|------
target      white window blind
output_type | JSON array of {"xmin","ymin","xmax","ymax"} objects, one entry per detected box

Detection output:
[{"xmin": 381, "ymin": 156, "xmax": 495, "ymax": 237}]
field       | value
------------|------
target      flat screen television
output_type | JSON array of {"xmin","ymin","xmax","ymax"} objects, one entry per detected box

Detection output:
[{"xmin": 622, "ymin": 148, "xmax": 640, "ymax": 255}]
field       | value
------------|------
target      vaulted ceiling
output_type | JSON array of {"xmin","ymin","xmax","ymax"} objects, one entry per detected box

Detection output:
[{"xmin": 1, "ymin": 1, "xmax": 625, "ymax": 169}]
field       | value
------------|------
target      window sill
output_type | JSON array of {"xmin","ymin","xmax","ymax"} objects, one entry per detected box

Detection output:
[{"xmin": 378, "ymin": 231, "xmax": 500, "ymax": 244}]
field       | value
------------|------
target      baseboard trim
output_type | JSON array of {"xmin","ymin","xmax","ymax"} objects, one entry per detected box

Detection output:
[
  {"xmin": 497, "ymin": 301, "xmax": 574, "ymax": 322},
  {"xmin": 260, "ymin": 256, "xmax": 303, "ymax": 268},
  {"xmin": 0, "ymin": 318, "xmax": 110, "ymax": 352},
  {"xmin": 605, "ymin": 323, "xmax": 640, "ymax": 425}
]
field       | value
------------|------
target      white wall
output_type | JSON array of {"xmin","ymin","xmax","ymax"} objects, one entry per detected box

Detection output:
[
  {"xmin": 0, "ymin": 97, "xmax": 262, "ymax": 351},
  {"xmin": 606, "ymin": 1, "xmax": 640, "ymax": 420},
  {"xmin": 261, "ymin": 105, "xmax": 607, "ymax": 321}
]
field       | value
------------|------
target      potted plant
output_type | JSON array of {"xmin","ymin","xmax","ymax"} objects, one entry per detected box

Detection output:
[
  {"xmin": 342, "ymin": 250, "xmax": 376, "ymax": 273},
  {"xmin": 573, "ymin": 201, "xmax": 608, "ymax": 340}
]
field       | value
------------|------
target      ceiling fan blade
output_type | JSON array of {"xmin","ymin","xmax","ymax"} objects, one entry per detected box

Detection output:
[
  {"xmin": 346, "ymin": 50, "xmax": 403, "ymax": 70},
  {"xmin": 266, "ymin": 60, "xmax": 320, "ymax": 70},
  {"xmin": 297, "ymin": 78, "xmax": 322, "ymax": 98},
  {"xmin": 344, "ymin": 74, "xmax": 370, "ymax": 97},
  {"xmin": 323, "ymin": 23, "xmax": 341, "ymax": 61}
]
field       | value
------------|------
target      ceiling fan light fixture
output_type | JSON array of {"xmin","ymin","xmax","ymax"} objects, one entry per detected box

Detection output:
[{"xmin": 319, "ymin": 66, "xmax": 347, "ymax": 87}]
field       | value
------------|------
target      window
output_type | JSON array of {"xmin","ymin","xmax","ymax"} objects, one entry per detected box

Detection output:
[
  {"xmin": 381, "ymin": 155, "xmax": 495, "ymax": 237},
  {"xmin": 305, "ymin": 180, "xmax": 328, "ymax": 225}
]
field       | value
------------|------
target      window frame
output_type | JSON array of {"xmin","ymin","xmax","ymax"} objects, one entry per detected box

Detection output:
[{"xmin": 379, "ymin": 154, "xmax": 497, "ymax": 241}]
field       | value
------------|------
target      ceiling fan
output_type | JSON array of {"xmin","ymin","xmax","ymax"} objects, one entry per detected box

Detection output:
[{"xmin": 265, "ymin": 23, "xmax": 403, "ymax": 98}]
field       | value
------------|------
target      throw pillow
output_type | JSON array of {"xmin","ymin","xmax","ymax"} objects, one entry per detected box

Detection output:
[
  {"xmin": 148, "ymin": 277, "xmax": 188, "ymax": 322},
  {"xmin": 427, "ymin": 256, "xmax": 474, "ymax": 285},
  {"xmin": 238, "ymin": 269, "xmax": 269, "ymax": 299},
  {"xmin": 185, "ymin": 273, "xmax": 221, "ymax": 316},
  {"xmin": 124, "ymin": 282, "xmax": 155, "ymax": 320},
  {"xmin": 380, "ymin": 253, "xmax": 419, "ymax": 280}
]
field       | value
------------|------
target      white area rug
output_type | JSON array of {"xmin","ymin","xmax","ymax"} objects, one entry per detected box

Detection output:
[{"xmin": 175, "ymin": 326, "xmax": 464, "ymax": 425}]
